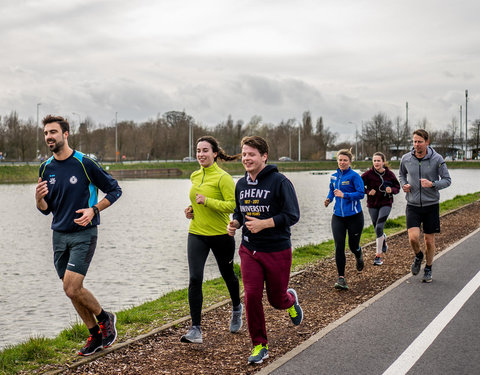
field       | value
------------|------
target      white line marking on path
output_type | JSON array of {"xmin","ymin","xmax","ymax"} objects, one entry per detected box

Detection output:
[{"xmin": 383, "ymin": 270, "xmax": 480, "ymax": 375}]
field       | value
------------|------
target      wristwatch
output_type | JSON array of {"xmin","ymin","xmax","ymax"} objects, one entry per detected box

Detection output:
[
  {"xmin": 431, "ymin": 181, "xmax": 436, "ymax": 188},
  {"xmin": 92, "ymin": 205, "xmax": 99, "ymax": 216}
]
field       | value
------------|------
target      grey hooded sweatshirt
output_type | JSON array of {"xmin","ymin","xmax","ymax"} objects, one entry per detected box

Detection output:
[{"xmin": 399, "ymin": 146, "xmax": 451, "ymax": 207}]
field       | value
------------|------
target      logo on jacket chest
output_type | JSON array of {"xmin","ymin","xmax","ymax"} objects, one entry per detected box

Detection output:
[
  {"xmin": 239, "ymin": 188, "xmax": 271, "ymax": 200},
  {"xmin": 70, "ymin": 176, "xmax": 78, "ymax": 184}
]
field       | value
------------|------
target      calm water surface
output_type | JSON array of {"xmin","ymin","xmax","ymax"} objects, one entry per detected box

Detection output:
[{"xmin": 0, "ymin": 169, "xmax": 477, "ymax": 348}]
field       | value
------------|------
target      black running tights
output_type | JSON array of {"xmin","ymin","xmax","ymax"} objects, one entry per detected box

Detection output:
[
  {"xmin": 187, "ymin": 233, "xmax": 240, "ymax": 326},
  {"xmin": 331, "ymin": 212, "xmax": 364, "ymax": 277}
]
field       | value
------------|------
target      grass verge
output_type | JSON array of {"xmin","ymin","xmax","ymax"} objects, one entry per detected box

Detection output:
[
  {"xmin": 1, "ymin": 160, "xmax": 479, "ymax": 183},
  {"xmin": 1, "ymin": 193, "xmax": 479, "ymax": 374}
]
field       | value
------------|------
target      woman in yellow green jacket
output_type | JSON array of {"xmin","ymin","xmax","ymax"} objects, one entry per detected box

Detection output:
[{"xmin": 180, "ymin": 136, "xmax": 243, "ymax": 344}]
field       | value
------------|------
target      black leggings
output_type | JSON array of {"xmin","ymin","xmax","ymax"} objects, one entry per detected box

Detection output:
[
  {"xmin": 187, "ymin": 233, "xmax": 240, "ymax": 326},
  {"xmin": 331, "ymin": 212, "xmax": 364, "ymax": 277},
  {"xmin": 368, "ymin": 206, "xmax": 392, "ymax": 238}
]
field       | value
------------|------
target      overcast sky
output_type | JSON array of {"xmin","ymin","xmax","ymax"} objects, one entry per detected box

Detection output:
[{"xmin": 1, "ymin": 0, "xmax": 479, "ymax": 139}]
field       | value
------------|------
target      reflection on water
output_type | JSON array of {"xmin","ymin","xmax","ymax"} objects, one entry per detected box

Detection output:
[{"xmin": 0, "ymin": 169, "xmax": 477, "ymax": 348}]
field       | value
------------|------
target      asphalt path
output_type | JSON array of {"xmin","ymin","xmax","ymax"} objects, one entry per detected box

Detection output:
[{"xmin": 260, "ymin": 228, "xmax": 480, "ymax": 375}]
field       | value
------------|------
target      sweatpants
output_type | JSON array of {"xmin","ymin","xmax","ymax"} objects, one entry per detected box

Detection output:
[
  {"xmin": 187, "ymin": 233, "xmax": 241, "ymax": 326},
  {"xmin": 239, "ymin": 244, "xmax": 295, "ymax": 346},
  {"xmin": 331, "ymin": 211, "xmax": 364, "ymax": 277}
]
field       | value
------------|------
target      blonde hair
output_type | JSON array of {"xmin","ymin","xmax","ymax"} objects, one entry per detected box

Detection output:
[{"xmin": 337, "ymin": 148, "xmax": 354, "ymax": 162}]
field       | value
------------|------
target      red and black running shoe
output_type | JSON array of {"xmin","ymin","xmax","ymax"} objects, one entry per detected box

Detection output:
[
  {"xmin": 78, "ymin": 333, "xmax": 103, "ymax": 356},
  {"xmin": 99, "ymin": 311, "xmax": 117, "ymax": 348}
]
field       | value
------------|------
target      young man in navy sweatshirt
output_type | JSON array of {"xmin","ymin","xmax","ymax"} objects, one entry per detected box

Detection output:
[
  {"xmin": 35, "ymin": 115, "xmax": 122, "ymax": 356},
  {"xmin": 227, "ymin": 136, "xmax": 302, "ymax": 365}
]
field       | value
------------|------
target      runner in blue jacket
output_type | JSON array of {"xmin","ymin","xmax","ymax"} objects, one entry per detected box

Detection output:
[{"xmin": 325, "ymin": 149, "xmax": 365, "ymax": 290}]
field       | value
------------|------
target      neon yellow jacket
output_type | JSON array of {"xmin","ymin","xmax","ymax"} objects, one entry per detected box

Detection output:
[{"xmin": 188, "ymin": 162, "xmax": 236, "ymax": 236}]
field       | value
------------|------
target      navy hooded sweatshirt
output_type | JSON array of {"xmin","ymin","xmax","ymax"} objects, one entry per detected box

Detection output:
[{"xmin": 233, "ymin": 164, "xmax": 300, "ymax": 252}]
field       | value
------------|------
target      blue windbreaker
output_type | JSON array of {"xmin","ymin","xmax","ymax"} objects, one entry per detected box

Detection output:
[{"xmin": 327, "ymin": 167, "xmax": 365, "ymax": 217}]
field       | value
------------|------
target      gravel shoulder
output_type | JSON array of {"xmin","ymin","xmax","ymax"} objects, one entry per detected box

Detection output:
[{"xmin": 47, "ymin": 201, "xmax": 480, "ymax": 375}]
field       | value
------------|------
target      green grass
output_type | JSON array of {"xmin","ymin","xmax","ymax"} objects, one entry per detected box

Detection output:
[
  {"xmin": 0, "ymin": 194, "xmax": 478, "ymax": 374},
  {"xmin": 2, "ymin": 159, "xmax": 480, "ymax": 183}
]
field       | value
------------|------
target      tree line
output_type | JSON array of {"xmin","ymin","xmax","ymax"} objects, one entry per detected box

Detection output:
[{"xmin": 0, "ymin": 110, "xmax": 479, "ymax": 162}]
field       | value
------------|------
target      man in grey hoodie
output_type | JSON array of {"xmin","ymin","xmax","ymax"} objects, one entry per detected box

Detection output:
[{"xmin": 399, "ymin": 129, "xmax": 451, "ymax": 283}]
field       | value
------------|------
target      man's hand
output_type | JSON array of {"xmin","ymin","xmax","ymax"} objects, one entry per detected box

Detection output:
[
  {"xmin": 420, "ymin": 178, "xmax": 433, "ymax": 188},
  {"xmin": 74, "ymin": 207, "xmax": 95, "ymax": 226},
  {"xmin": 35, "ymin": 177, "xmax": 48, "ymax": 210},
  {"xmin": 245, "ymin": 216, "xmax": 275, "ymax": 234},
  {"xmin": 402, "ymin": 184, "xmax": 411, "ymax": 192},
  {"xmin": 227, "ymin": 220, "xmax": 240, "ymax": 236}
]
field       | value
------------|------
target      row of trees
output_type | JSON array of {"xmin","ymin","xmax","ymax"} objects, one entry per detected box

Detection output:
[{"xmin": 1, "ymin": 110, "xmax": 479, "ymax": 162}]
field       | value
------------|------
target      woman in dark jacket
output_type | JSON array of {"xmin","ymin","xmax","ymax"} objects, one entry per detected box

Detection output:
[{"xmin": 361, "ymin": 152, "xmax": 400, "ymax": 266}]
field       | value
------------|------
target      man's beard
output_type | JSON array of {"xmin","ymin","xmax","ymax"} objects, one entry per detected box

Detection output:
[{"xmin": 48, "ymin": 139, "xmax": 65, "ymax": 153}]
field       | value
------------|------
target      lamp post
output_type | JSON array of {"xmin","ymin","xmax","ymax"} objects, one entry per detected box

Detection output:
[
  {"xmin": 465, "ymin": 90, "xmax": 468, "ymax": 159},
  {"xmin": 298, "ymin": 123, "xmax": 301, "ymax": 161},
  {"xmin": 348, "ymin": 121, "xmax": 358, "ymax": 161},
  {"xmin": 72, "ymin": 112, "xmax": 81, "ymax": 151},
  {"xmin": 188, "ymin": 119, "xmax": 193, "ymax": 160},
  {"xmin": 115, "ymin": 112, "xmax": 118, "ymax": 162},
  {"xmin": 36, "ymin": 103, "xmax": 41, "ymax": 158}
]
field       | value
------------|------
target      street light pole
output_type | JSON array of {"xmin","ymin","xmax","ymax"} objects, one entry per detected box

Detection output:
[
  {"xmin": 36, "ymin": 103, "xmax": 41, "ymax": 158},
  {"xmin": 348, "ymin": 121, "xmax": 358, "ymax": 161},
  {"xmin": 460, "ymin": 105, "xmax": 463, "ymax": 158},
  {"xmin": 465, "ymin": 90, "xmax": 468, "ymax": 159},
  {"xmin": 115, "ymin": 112, "xmax": 118, "ymax": 162},
  {"xmin": 298, "ymin": 123, "xmax": 301, "ymax": 161},
  {"xmin": 72, "ymin": 112, "xmax": 81, "ymax": 151}
]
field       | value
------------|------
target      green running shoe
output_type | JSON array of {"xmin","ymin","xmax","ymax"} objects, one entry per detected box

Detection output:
[{"xmin": 286, "ymin": 288, "xmax": 303, "ymax": 325}]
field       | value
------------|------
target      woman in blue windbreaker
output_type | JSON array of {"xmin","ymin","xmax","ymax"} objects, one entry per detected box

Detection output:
[{"xmin": 324, "ymin": 149, "xmax": 365, "ymax": 290}]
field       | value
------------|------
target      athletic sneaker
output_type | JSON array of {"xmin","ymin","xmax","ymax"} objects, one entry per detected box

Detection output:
[
  {"xmin": 373, "ymin": 256, "xmax": 383, "ymax": 266},
  {"xmin": 355, "ymin": 248, "xmax": 364, "ymax": 272},
  {"xmin": 286, "ymin": 288, "xmax": 303, "ymax": 325},
  {"xmin": 411, "ymin": 255, "xmax": 423, "ymax": 275},
  {"xmin": 78, "ymin": 333, "xmax": 103, "ymax": 356},
  {"xmin": 248, "ymin": 344, "xmax": 269, "ymax": 364},
  {"xmin": 99, "ymin": 311, "xmax": 117, "ymax": 348},
  {"xmin": 180, "ymin": 325, "xmax": 203, "ymax": 343},
  {"xmin": 334, "ymin": 277, "xmax": 349, "ymax": 290},
  {"xmin": 423, "ymin": 268, "xmax": 433, "ymax": 283},
  {"xmin": 382, "ymin": 234, "xmax": 388, "ymax": 253},
  {"xmin": 230, "ymin": 303, "xmax": 243, "ymax": 333}
]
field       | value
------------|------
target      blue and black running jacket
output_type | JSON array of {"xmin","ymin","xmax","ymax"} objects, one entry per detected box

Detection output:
[
  {"xmin": 38, "ymin": 150, "xmax": 122, "ymax": 232},
  {"xmin": 327, "ymin": 167, "xmax": 365, "ymax": 217}
]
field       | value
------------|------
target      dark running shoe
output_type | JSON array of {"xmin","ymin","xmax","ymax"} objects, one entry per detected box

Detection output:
[
  {"xmin": 230, "ymin": 303, "xmax": 243, "ymax": 333},
  {"xmin": 382, "ymin": 234, "xmax": 388, "ymax": 253},
  {"xmin": 180, "ymin": 325, "xmax": 203, "ymax": 343},
  {"xmin": 411, "ymin": 256, "xmax": 423, "ymax": 275},
  {"xmin": 423, "ymin": 268, "xmax": 433, "ymax": 283},
  {"xmin": 78, "ymin": 333, "xmax": 103, "ymax": 356},
  {"xmin": 99, "ymin": 311, "xmax": 117, "ymax": 348},
  {"xmin": 286, "ymin": 288, "xmax": 303, "ymax": 325},
  {"xmin": 373, "ymin": 256, "xmax": 383, "ymax": 266},
  {"xmin": 248, "ymin": 344, "xmax": 269, "ymax": 364},
  {"xmin": 356, "ymin": 248, "xmax": 364, "ymax": 272},
  {"xmin": 334, "ymin": 277, "xmax": 349, "ymax": 290}
]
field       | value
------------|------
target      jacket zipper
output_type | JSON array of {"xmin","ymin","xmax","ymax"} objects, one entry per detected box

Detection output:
[
  {"xmin": 338, "ymin": 169, "xmax": 345, "ymax": 217},
  {"xmin": 418, "ymin": 161, "xmax": 422, "ymax": 207}
]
